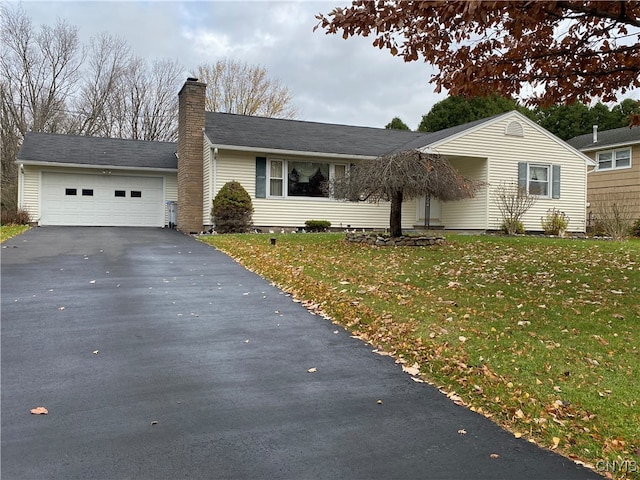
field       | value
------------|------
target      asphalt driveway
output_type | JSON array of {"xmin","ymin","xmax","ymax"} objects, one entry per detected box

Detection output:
[{"xmin": 1, "ymin": 227, "xmax": 601, "ymax": 479}]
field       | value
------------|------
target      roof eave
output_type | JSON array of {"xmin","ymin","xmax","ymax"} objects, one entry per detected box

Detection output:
[
  {"xmin": 578, "ymin": 139, "xmax": 639, "ymax": 152},
  {"xmin": 17, "ymin": 159, "xmax": 177, "ymax": 172},
  {"xmin": 208, "ymin": 143, "xmax": 378, "ymax": 161}
]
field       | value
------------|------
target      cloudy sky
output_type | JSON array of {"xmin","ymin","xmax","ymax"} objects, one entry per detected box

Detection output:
[{"xmin": 15, "ymin": 0, "xmax": 445, "ymax": 130}]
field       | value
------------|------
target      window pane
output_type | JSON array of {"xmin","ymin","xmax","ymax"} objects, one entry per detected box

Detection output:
[
  {"xmin": 288, "ymin": 161, "xmax": 329, "ymax": 197},
  {"xmin": 270, "ymin": 160, "xmax": 283, "ymax": 179},
  {"xmin": 270, "ymin": 179, "xmax": 283, "ymax": 196},
  {"xmin": 82, "ymin": 189, "xmax": 93, "ymax": 196},
  {"xmin": 131, "ymin": 191, "xmax": 142, "ymax": 198},
  {"xmin": 528, "ymin": 165, "xmax": 549, "ymax": 196},
  {"xmin": 615, "ymin": 149, "xmax": 630, "ymax": 168},
  {"xmin": 334, "ymin": 164, "xmax": 346, "ymax": 180},
  {"xmin": 598, "ymin": 152, "xmax": 612, "ymax": 169},
  {"xmin": 115, "ymin": 190, "xmax": 126, "ymax": 197},
  {"xmin": 65, "ymin": 188, "xmax": 77, "ymax": 196}
]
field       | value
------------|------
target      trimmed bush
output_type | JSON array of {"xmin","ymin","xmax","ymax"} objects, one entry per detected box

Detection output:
[
  {"xmin": 500, "ymin": 219, "xmax": 524, "ymax": 235},
  {"xmin": 1, "ymin": 207, "xmax": 31, "ymax": 225},
  {"xmin": 212, "ymin": 181, "xmax": 253, "ymax": 233},
  {"xmin": 305, "ymin": 219, "xmax": 331, "ymax": 232}
]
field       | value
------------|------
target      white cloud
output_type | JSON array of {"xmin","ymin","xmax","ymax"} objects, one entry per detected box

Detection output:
[{"xmin": 13, "ymin": 0, "xmax": 445, "ymax": 128}]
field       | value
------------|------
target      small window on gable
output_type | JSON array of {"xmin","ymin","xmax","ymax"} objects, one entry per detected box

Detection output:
[
  {"xmin": 65, "ymin": 188, "xmax": 77, "ymax": 196},
  {"xmin": 505, "ymin": 121, "xmax": 524, "ymax": 137},
  {"xmin": 115, "ymin": 190, "xmax": 126, "ymax": 197}
]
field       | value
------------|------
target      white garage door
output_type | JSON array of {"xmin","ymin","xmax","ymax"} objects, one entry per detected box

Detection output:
[{"xmin": 41, "ymin": 172, "xmax": 164, "ymax": 227}]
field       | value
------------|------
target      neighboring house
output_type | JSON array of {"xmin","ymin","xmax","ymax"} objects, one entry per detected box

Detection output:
[
  {"xmin": 17, "ymin": 78, "xmax": 594, "ymax": 233},
  {"xmin": 567, "ymin": 126, "xmax": 640, "ymax": 223}
]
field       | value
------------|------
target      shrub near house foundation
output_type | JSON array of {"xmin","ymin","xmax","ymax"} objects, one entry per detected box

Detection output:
[{"xmin": 212, "ymin": 181, "xmax": 254, "ymax": 233}]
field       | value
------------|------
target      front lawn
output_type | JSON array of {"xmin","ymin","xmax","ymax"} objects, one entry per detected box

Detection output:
[
  {"xmin": 200, "ymin": 233, "xmax": 639, "ymax": 477},
  {"xmin": 0, "ymin": 224, "xmax": 30, "ymax": 243}
]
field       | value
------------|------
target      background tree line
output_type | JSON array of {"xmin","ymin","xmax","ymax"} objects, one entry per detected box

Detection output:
[
  {"xmin": 386, "ymin": 94, "xmax": 640, "ymax": 139},
  {"xmin": 0, "ymin": 4, "xmax": 296, "ymax": 211}
]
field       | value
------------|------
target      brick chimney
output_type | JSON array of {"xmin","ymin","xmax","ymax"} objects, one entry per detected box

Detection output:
[{"xmin": 177, "ymin": 77, "xmax": 207, "ymax": 233}]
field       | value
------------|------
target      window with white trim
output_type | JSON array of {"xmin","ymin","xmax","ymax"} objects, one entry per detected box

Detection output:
[
  {"xmin": 596, "ymin": 148, "xmax": 631, "ymax": 171},
  {"xmin": 266, "ymin": 159, "xmax": 347, "ymax": 198},
  {"xmin": 528, "ymin": 164, "xmax": 550, "ymax": 197}
]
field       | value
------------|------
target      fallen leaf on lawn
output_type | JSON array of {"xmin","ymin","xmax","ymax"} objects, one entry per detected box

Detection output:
[
  {"xmin": 490, "ymin": 453, "xmax": 500, "ymax": 459},
  {"xmin": 30, "ymin": 407, "xmax": 48, "ymax": 415},
  {"xmin": 514, "ymin": 432, "xmax": 522, "ymax": 438},
  {"xmin": 307, "ymin": 367, "xmax": 317, "ymax": 373},
  {"xmin": 402, "ymin": 363, "xmax": 420, "ymax": 376},
  {"xmin": 458, "ymin": 336, "xmax": 467, "ymax": 343},
  {"xmin": 515, "ymin": 409, "xmax": 524, "ymax": 419},
  {"xmin": 458, "ymin": 429, "xmax": 467, "ymax": 435},
  {"xmin": 551, "ymin": 437, "xmax": 561, "ymax": 449}
]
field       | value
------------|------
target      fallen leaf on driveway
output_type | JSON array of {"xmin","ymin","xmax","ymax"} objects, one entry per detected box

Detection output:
[
  {"xmin": 151, "ymin": 421, "xmax": 158, "ymax": 426},
  {"xmin": 458, "ymin": 429, "xmax": 467, "ymax": 435},
  {"xmin": 30, "ymin": 407, "xmax": 48, "ymax": 415},
  {"xmin": 92, "ymin": 350, "xmax": 99, "ymax": 355},
  {"xmin": 307, "ymin": 367, "xmax": 317, "ymax": 373},
  {"xmin": 89, "ymin": 280, "xmax": 96, "ymax": 284},
  {"xmin": 402, "ymin": 363, "xmax": 420, "ymax": 376},
  {"xmin": 490, "ymin": 453, "xmax": 500, "ymax": 459}
]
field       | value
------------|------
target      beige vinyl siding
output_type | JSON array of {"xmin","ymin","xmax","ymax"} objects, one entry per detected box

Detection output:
[
  {"xmin": 20, "ymin": 165, "xmax": 177, "ymax": 226},
  {"xmin": 439, "ymin": 157, "xmax": 488, "ymax": 230},
  {"xmin": 433, "ymin": 114, "xmax": 588, "ymax": 232},
  {"xmin": 21, "ymin": 165, "xmax": 41, "ymax": 221},
  {"xmin": 585, "ymin": 146, "xmax": 640, "ymax": 220},
  {"xmin": 202, "ymin": 143, "xmax": 213, "ymax": 226},
  {"xmin": 214, "ymin": 150, "xmax": 416, "ymax": 230}
]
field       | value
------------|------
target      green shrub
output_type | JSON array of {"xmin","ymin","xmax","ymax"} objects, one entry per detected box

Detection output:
[
  {"xmin": 1, "ymin": 207, "xmax": 31, "ymax": 225},
  {"xmin": 500, "ymin": 219, "xmax": 524, "ymax": 235},
  {"xmin": 212, "ymin": 181, "xmax": 253, "ymax": 233},
  {"xmin": 305, "ymin": 219, "xmax": 331, "ymax": 232},
  {"xmin": 541, "ymin": 208, "xmax": 569, "ymax": 236},
  {"xmin": 633, "ymin": 218, "xmax": 640, "ymax": 237}
]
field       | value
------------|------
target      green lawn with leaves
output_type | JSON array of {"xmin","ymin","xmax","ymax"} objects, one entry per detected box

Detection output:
[
  {"xmin": 200, "ymin": 232, "xmax": 639, "ymax": 477},
  {"xmin": 0, "ymin": 224, "xmax": 29, "ymax": 243}
]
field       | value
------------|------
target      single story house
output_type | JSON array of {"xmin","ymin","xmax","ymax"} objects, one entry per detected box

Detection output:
[
  {"xmin": 567, "ymin": 126, "xmax": 640, "ymax": 223},
  {"xmin": 17, "ymin": 78, "xmax": 594, "ymax": 233}
]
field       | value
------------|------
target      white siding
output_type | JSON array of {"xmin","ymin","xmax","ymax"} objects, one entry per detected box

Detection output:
[
  {"xmin": 21, "ymin": 166, "xmax": 40, "ymax": 221},
  {"xmin": 433, "ymin": 114, "xmax": 588, "ymax": 232},
  {"xmin": 214, "ymin": 150, "xmax": 416, "ymax": 230},
  {"xmin": 164, "ymin": 173, "xmax": 177, "ymax": 226},
  {"xmin": 440, "ymin": 158, "xmax": 489, "ymax": 229},
  {"xmin": 202, "ymin": 144, "xmax": 213, "ymax": 226}
]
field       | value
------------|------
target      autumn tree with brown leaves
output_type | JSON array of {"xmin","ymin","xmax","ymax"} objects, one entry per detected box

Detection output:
[
  {"xmin": 315, "ymin": 1, "xmax": 640, "ymax": 112},
  {"xmin": 332, "ymin": 150, "xmax": 482, "ymax": 237}
]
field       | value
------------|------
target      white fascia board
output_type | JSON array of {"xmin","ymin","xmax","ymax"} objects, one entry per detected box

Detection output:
[
  {"xmin": 209, "ymin": 143, "xmax": 377, "ymax": 161},
  {"xmin": 17, "ymin": 160, "xmax": 177, "ymax": 173},
  {"xmin": 423, "ymin": 110, "xmax": 596, "ymax": 167},
  {"xmin": 579, "ymin": 141, "xmax": 639, "ymax": 153}
]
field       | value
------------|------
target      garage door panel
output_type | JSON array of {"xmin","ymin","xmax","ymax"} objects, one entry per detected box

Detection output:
[{"xmin": 41, "ymin": 172, "xmax": 164, "ymax": 227}]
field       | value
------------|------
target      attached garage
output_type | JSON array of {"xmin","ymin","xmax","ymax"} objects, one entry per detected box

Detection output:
[
  {"xmin": 17, "ymin": 133, "xmax": 178, "ymax": 227},
  {"xmin": 41, "ymin": 172, "xmax": 165, "ymax": 227}
]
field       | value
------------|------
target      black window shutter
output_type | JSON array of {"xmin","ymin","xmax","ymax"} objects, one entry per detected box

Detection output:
[
  {"xmin": 255, "ymin": 157, "xmax": 266, "ymax": 198},
  {"xmin": 517, "ymin": 162, "xmax": 528, "ymax": 190},
  {"xmin": 552, "ymin": 164, "xmax": 561, "ymax": 199}
]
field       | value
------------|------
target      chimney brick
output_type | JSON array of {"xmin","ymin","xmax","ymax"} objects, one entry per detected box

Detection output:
[{"xmin": 177, "ymin": 79, "xmax": 207, "ymax": 233}]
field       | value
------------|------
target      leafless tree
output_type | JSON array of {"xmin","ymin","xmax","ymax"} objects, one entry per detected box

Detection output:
[
  {"xmin": 493, "ymin": 181, "xmax": 536, "ymax": 234},
  {"xmin": 195, "ymin": 59, "xmax": 298, "ymax": 118},
  {"xmin": 332, "ymin": 149, "xmax": 482, "ymax": 237}
]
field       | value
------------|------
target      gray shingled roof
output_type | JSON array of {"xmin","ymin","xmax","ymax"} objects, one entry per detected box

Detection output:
[
  {"xmin": 566, "ymin": 126, "xmax": 640, "ymax": 151},
  {"xmin": 17, "ymin": 132, "xmax": 177, "ymax": 170},
  {"xmin": 205, "ymin": 112, "xmax": 425, "ymax": 156},
  {"xmin": 204, "ymin": 112, "xmax": 501, "ymax": 157}
]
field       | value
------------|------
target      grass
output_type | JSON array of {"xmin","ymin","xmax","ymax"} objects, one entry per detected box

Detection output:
[
  {"xmin": 0, "ymin": 224, "xmax": 30, "ymax": 243},
  {"xmin": 200, "ymin": 232, "xmax": 640, "ymax": 478}
]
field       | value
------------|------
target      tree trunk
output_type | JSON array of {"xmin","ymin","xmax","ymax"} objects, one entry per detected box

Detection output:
[{"xmin": 389, "ymin": 190, "xmax": 403, "ymax": 237}]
